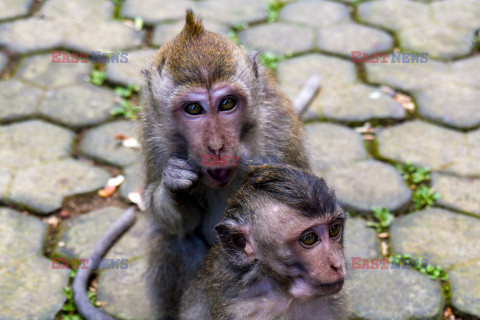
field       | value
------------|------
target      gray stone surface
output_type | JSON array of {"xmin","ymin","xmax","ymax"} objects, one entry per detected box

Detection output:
[
  {"xmin": 449, "ymin": 260, "xmax": 480, "ymax": 317},
  {"xmin": 80, "ymin": 120, "xmax": 140, "ymax": 167},
  {"xmin": 16, "ymin": 53, "xmax": 90, "ymax": 89},
  {"xmin": 0, "ymin": 120, "xmax": 74, "ymax": 170},
  {"xmin": 98, "ymin": 257, "xmax": 156, "ymax": 320},
  {"xmin": 0, "ymin": 0, "xmax": 31, "ymax": 20},
  {"xmin": 8, "ymin": 159, "xmax": 110, "ymax": 214},
  {"xmin": 324, "ymin": 160, "xmax": 411, "ymax": 213},
  {"xmin": 119, "ymin": 163, "xmax": 143, "ymax": 200},
  {"xmin": 0, "ymin": 207, "xmax": 46, "ymax": 265},
  {"xmin": 280, "ymin": 0, "xmax": 350, "ymax": 28},
  {"xmin": 122, "ymin": 0, "xmax": 196, "ymax": 25},
  {"xmin": 344, "ymin": 217, "xmax": 380, "ymax": 262},
  {"xmin": 106, "ymin": 49, "xmax": 156, "ymax": 87},
  {"xmin": 0, "ymin": 53, "xmax": 7, "ymax": 72},
  {"xmin": 349, "ymin": 265, "xmax": 444, "ymax": 320},
  {"xmin": 152, "ymin": 20, "xmax": 229, "ymax": 47},
  {"xmin": 105, "ymin": 215, "xmax": 149, "ymax": 261},
  {"xmin": 377, "ymin": 121, "xmax": 480, "ymax": 177},
  {"xmin": 0, "ymin": 169, "xmax": 13, "ymax": 200},
  {"xmin": 317, "ymin": 23, "xmax": 393, "ymax": 57},
  {"xmin": 0, "ymin": 79, "xmax": 43, "ymax": 121},
  {"xmin": 432, "ymin": 0, "xmax": 480, "ymax": 29},
  {"xmin": 432, "ymin": 173, "xmax": 480, "ymax": 217},
  {"xmin": 399, "ymin": 23, "xmax": 474, "ymax": 60},
  {"xmin": 318, "ymin": 84, "xmax": 405, "ymax": 122},
  {"xmin": 390, "ymin": 208, "xmax": 480, "ymax": 268},
  {"xmin": 53, "ymin": 206, "xmax": 126, "ymax": 259},
  {"xmin": 240, "ymin": 23, "xmax": 315, "ymax": 55},
  {"xmin": 416, "ymin": 84, "xmax": 480, "ymax": 129},
  {"xmin": 305, "ymin": 123, "xmax": 367, "ymax": 174},
  {"xmin": 196, "ymin": 0, "xmax": 267, "ymax": 25},
  {"xmin": 451, "ymin": 56, "xmax": 480, "ymax": 88},
  {"xmin": 0, "ymin": 257, "xmax": 70, "ymax": 320},
  {"xmin": 39, "ymin": 84, "xmax": 116, "ymax": 128}
]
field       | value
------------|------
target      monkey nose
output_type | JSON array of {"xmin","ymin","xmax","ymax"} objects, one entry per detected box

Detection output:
[{"xmin": 208, "ymin": 145, "xmax": 224, "ymax": 156}]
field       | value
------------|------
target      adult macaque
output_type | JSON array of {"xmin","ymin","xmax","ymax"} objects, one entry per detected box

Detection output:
[
  {"xmin": 142, "ymin": 10, "xmax": 310, "ymax": 318},
  {"xmin": 180, "ymin": 165, "xmax": 348, "ymax": 320}
]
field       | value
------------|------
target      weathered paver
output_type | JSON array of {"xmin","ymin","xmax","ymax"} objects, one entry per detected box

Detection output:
[
  {"xmin": 432, "ymin": 173, "xmax": 480, "ymax": 217},
  {"xmin": 344, "ymin": 217, "xmax": 380, "ymax": 262},
  {"xmin": 122, "ymin": 0, "xmax": 196, "ymax": 25},
  {"xmin": 317, "ymin": 23, "xmax": 393, "ymax": 57},
  {"xmin": 0, "ymin": 0, "xmax": 31, "ymax": 20},
  {"xmin": 0, "ymin": 52, "xmax": 7, "ymax": 72},
  {"xmin": 451, "ymin": 56, "xmax": 480, "ymax": 88},
  {"xmin": 432, "ymin": 0, "xmax": 480, "ymax": 30},
  {"xmin": 16, "ymin": 53, "xmax": 90, "ymax": 89},
  {"xmin": 377, "ymin": 121, "xmax": 480, "ymax": 177},
  {"xmin": 0, "ymin": 120, "xmax": 74, "ymax": 170},
  {"xmin": 39, "ymin": 84, "xmax": 117, "ymax": 128},
  {"xmin": 0, "ymin": 79, "xmax": 43, "ymax": 121},
  {"xmin": 449, "ymin": 260, "xmax": 480, "ymax": 317},
  {"xmin": 119, "ymin": 163, "xmax": 143, "ymax": 200},
  {"xmin": 8, "ymin": 159, "xmax": 110, "ymax": 214},
  {"xmin": 152, "ymin": 20, "xmax": 229, "ymax": 47},
  {"xmin": 349, "ymin": 266, "xmax": 444, "ymax": 320},
  {"xmin": 0, "ymin": 169, "xmax": 13, "ymax": 200},
  {"xmin": 239, "ymin": 23, "xmax": 315, "ymax": 55},
  {"xmin": 280, "ymin": 0, "xmax": 350, "ymax": 28},
  {"xmin": 324, "ymin": 160, "xmax": 411, "ymax": 213},
  {"xmin": 106, "ymin": 49, "xmax": 156, "ymax": 87},
  {"xmin": 305, "ymin": 123, "xmax": 367, "ymax": 174},
  {"xmin": 390, "ymin": 208, "xmax": 480, "ymax": 268},
  {"xmin": 80, "ymin": 120, "xmax": 140, "ymax": 167},
  {"xmin": 318, "ymin": 84, "xmax": 405, "ymax": 122},
  {"xmin": 195, "ymin": 0, "xmax": 267, "ymax": 25}
]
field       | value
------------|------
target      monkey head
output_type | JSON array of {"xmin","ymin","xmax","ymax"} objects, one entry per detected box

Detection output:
[
  {"xmin": 144, "ymin": 10, "xmax": 261, "ymax": 189},
  {"xmin": 215, "ymin": 165, "xmax": 346, "ymax": 300}
]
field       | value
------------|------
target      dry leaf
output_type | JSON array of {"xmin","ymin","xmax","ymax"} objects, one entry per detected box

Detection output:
[
  {"xmin": 394, "ymin": 93, "xmax": 415, "ymax": 112},
  {"xmin": 378, "ymin": 232, "xmax": 389, "ymax": 239},
  {"xmin": 128, "ymin": 189, "xmax": 145, "ymax": 211},
  {"xmin": 98, "ymin": 175, "xmax": 125, "ymax": 198},
  {"xmin": 114, "ymin": 133, "xmax": 141, "ymax": 149},
  {"xmin": 45, "ymin": 216, "xmax": 60, "ymax": 228},
  {"xmin": 380, "ymin": 85, "xmax": 396, "ymax": 97},
  {"xmin": 380, "ymin": 241, "xmax": 389, "ymax": 256},
  {"xmin": 59, "ymin": 209, "xmax": 71, "ymax": 218}
]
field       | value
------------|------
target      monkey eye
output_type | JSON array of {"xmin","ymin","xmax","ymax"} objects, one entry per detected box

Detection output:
[
  {"xmin": 299, "ymin": 232, "xmax": 319, "ymax": 246},
  {"xmin": 218, "ymin": 97, "xmax": 237, "ymax": 111},
  {"xmin": 184, "ymin": 103, "xmax": 203, "ymax": 115},
  {"xmin": 329, "ymin": 224, "xmax": 342, "ymax": 238}
]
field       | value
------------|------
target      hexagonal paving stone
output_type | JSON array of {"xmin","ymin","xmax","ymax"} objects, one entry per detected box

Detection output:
[
  {"xmin": 358, "ymin": 0, "xmax": 430, "ymax": 32},
  {"xmin": 390, "ymin": 208, "xmax": 480, "ymax": 268},
  {"xmin": 80, "ymin": 120, "xmax": 140, "ymax": 167},
  {"xmin": 98, "ymin": 257, "xmax": 156, "ymax": 320},
  {"xmin": 239, "ymin": 23, "xmax": 314, "ymax": 56},
  {"xmin": 0, "ymin": 18, "xmax": 66, "ymax": 54},
  {"xmin": 53, "ymin": 206, "xmax": 128, "ymax": 260},
  {"xmin": 0, "ymin": 207, "xmax": 46, "ymax": 265},
  {"xmin": 0, "ymin": 79, "xmax": 43, "ymax": 121},
  {"xmin": 0, "ymin": 52, "xmax": 7, "ymax": 72},
  {"xmin": 317, "ymin": 23, "xmax": 393, "ymax": 57},
  {"xmin": 8, "ymin": 159, "xmax": 110, "ymax": 214},
  {"xmin": 105, "ymin": 214, "xmax": 148, "ymax": 261},
  {"xmin": 416, "ymin": 83, "xmax": 480, "ymax": 129},
  {"xmin": 432, "ymin": 0, "xmax": 480, "ymax": 29},
  {"xmin": 41, "ymin": 0, "xmax": 114, "ymax": 24},
  {"xmin": 119, "ymin": 163, "xmax": 143, "ymax": 200},
  {"xmin": 277, "ymin": 54, "xmax": 357, "ymax": 101},
  {"xmin": 280, "ymin": 0, "xmax": 350, "ymax": 28},
  {"xmin": 16, "ymin": 52, "xmax": 90, "ymax": 89},
  {"xmin": 305, "ymin": 123, "xmax": 367, "ymax": 174},
  {"xmin": 195, "ymin": 0, "xmax": 267, "ymax": 26},
  {"xmin": 344, "ymin": 217, "xmax": 380, "ymax": 262},
  {"xmin": 377, "ymin": 121, "xmax": 480, "ymax": 177},
  {"xmin": 0, "ymin": 120, "xmax": 74, "ymax": 170},
  {"xmin": 365, "ymin": 54, "xmax": 449, "ymax": 91},
  {"xmin": 0, "ymin": 0, "xmax": 31, "ymax": 20},
  {"xmin": 152, "ymin": 20, "xmax": 229, "ymax": 47},
  {"xmin": 449, "ymin": 260, "xmax": 480, "ymax": 318},
  {"xmin": 106, "ymin": 49, "xmax": 156, "ymax": 87},
  {"xmin": 0, "ymin": 169, "xmax": 13, "ymax": 200},
  {"xmin": 317, "ymin": 84, "xmax": 405, "ymax": 122},
  {"xmin": 39, "ymin": 84, "xmax": 116, "ymax": 128},
  {"xmin": 122, "ymin": 0, "xmax": 196, "ymax": 25},
  {"xmin": 324, "ymin": 160, "xmax": 411, "ymax": 213},
  {"xmin": 349, "ymin": 265, "xmax": 444, "ymax": 320},
  {"xmin": 0, "ymin": 257, "xmax": 70, "ymax": 320},
  {"xmin": 450, "ymin": 56, "xmax": 480, "ymax": 88},
  {"xmin": 431, "ymin": 173, "xmax": 480, "ymax": 217},
  {"xmin": 399, "ymin": 23, "xmax": 474, "ymax": 60}
]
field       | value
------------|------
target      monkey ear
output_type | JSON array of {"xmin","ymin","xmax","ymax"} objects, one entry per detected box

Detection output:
[
  {"xmin": 248, "ymin": 51, "xmax": 260, "ymax": 79},
  {"xmin": 215, "ymin": 221, "xmax": 256, "ymax": 265}
]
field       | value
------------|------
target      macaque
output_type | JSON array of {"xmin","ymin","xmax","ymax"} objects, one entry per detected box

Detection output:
[
  {"xmin": 179, "ymin": 165, "xmax": 348, "ymax": 320},
  {"xmin": 141, "ymin": 10, "xmax": 310, "ymax": 318}
]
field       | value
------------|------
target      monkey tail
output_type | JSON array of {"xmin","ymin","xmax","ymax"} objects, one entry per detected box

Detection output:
[
  {"xmin": 293, "ymin": 75, "xmax": 321, "ymax": 117},
  {"xmin": 73, "ymin": 206, "xmax": 137, "ymax": 320}
]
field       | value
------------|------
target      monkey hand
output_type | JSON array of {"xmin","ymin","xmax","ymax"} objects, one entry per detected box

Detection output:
[{"xmin": 163, "ymin": 155, "xmax": 200, "ymax": 193}]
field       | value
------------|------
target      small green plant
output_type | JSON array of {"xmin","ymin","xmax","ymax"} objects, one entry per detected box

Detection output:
[
  {"xmin": 389, "ymin": 253, "xmax": 449, "ymax": 281},
  {"xmin": 227, "ymin": 23, "xmax": 245, "ymax": 45},
  {"xmin": 90, "ymin": 69, "xmax": 106, "ymax": 86},
  {"xmin": 366, "ymin": 206, "xmax": 394, "ymax": 232},
  {"xmin": 259, "ymin": 52, "xmax": 290, "ymax": 70},
  {"xmin": 112, "ymin": 84, "xmax": 140, "ymax": 120},
  {"xmin": 396, "ymin": 162, "xmax": 431, "ymax": 185},
  {"xmin": 266, "ymin": 0, "xmax": 287, "ymax": 23},
  {"xmin": 134, "ymin": 16, "xmax": 144, "ymax": 31},
  {"xmin": 412, "ymin": 185, "xmax": 441, "ymax": 209}
]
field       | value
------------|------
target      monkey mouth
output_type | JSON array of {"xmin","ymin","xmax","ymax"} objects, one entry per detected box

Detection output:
[
  {"xmin": 206, "ymin": 168, "xmax": 233, "ymax": 187},
  {"xmin": 316, "ymin": 279, "xmax": 344, "ymax": 295}
]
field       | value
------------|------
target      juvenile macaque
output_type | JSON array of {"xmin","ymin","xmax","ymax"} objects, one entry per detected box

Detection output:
[
  {"xmin": 141, "ymin": 10, "xmax": 310, "ymax": 318},
  {"xmin": 180, "ymin": 165, "xmax": 348, "ymax": 320}
]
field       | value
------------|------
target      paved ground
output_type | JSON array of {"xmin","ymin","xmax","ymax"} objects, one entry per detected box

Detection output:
[{"xmin": 0, "ymin": 0, "xmax": 479, "ymax": 319}]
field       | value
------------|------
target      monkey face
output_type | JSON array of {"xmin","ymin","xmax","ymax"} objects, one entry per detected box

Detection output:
[{"xmin": 172, "ymin": 82, "xmax": 248, "ymax": 189}]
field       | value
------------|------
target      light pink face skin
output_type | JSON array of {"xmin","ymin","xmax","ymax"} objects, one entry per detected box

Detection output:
[{"xmin": 172, "ymin": 83, "xmax": 248, "ymax": 189}]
